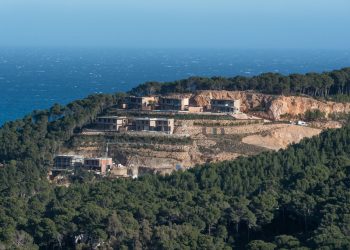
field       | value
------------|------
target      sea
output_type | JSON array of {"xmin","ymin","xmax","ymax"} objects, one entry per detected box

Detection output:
[{"xmin": 1, "ymin": 48, "xmax": 350, "ymax": 125}]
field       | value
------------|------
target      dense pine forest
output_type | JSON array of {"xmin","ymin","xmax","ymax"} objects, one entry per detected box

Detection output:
[
  {"xmin": 2, "ymin": 69, "xmax": 350, "ymax": 249},
  {"xmin": 130, "ymin": 67, "xmax": 350, "ymax": 101}
]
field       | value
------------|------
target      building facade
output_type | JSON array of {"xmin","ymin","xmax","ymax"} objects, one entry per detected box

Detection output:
[
  {"xmin": 210, "ymin": 99, "xmax": 241, "ymax": 113},
  {"xmin": 125, "ymin": 96, "xmax": 156, "ymax": 110},
  {"xmin": 133, "ymin": 117, "xmax": 175, "ymax": 134},
  {"xmin": 83, "ymin": 157, "xmax": 113, "ymax": 175},
  {"xmin": 159, "ymin": 97, "xmax": 189, "ymax": 111},
  {"xmin": 95, "ymin": 116, "xmax": 175, "ymax": 134},
  {"xmin": 53, "ymin": 155, "xmax": 84, "ymax": 171},
  {"xmin": 95, "ymin": 116, "xmax": 128, "ymax": 131}
]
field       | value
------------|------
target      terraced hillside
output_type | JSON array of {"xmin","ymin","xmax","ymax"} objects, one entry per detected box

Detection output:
[{"xmin": 68, "ymin": 118, "xmax": 324, "ymax": 174}]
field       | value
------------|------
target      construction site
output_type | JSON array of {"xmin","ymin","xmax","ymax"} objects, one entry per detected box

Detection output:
[{"xmin": 50, "ymin": 90, "xmax": 344, "ymax": 183}]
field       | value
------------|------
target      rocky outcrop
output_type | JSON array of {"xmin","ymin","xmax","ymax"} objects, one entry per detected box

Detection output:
[
  {"xmin": 182, "ymin": 90, "xmax": 350, "ymax": 120},
  {"xmin": 190, "ymin": 90, "xmax": 273, "ymax": 111},
  {"xmin": 267, "ymin": 95, "xmax": 350, "ymax": 120}
]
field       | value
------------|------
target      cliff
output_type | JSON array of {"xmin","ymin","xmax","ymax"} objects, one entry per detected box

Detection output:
[{"xmin": 187, "ymin": 90, "xmax": 350, "ymax": 120}]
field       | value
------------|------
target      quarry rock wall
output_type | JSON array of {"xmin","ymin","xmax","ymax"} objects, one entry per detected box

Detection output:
[{"xmin": 185, "ymin": 90, "xmax": 350, "ymax": 120}]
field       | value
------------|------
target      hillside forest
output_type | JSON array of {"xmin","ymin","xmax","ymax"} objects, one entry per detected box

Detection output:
[
  {"xmin": 130, "ymin": 67, "xmax": 350, "ymax": 102},
  {"xmin": 1, "ymin": 69, "xmax": 350, "ymax": 249}
]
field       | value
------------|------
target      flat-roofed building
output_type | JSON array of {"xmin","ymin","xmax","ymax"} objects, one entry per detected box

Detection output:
[
  {"xmin": 53, "ymin": 155, "xmax": 84, "ymax": 171},
  {"xmin": 210, "ymin": 99, "xmax": 241, "ymax": 113},
  {"xmin": 159, "ymin": 97, "xmax": 189, "ymax": 111},
  {"xmin": 133, "ymin": 117, "xmax": 175, "ymax": 134},
  {"xmin": 125, "ymin": 96, "xmax": 156, "ymax": 110},
  {"xmin": 95, "ymin": 116, "xmax": 128, "ymax": 131},
  {"xmin": 84, "ymin": 157, "xmax": 113, "ymax": 175}
]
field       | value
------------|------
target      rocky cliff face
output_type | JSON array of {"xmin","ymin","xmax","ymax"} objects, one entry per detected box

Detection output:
[
  {"xmin": 190, "ymin": 90, "xmax": 273, "ymax": 111},
  {"xmin": 266, "ymin": 95, "xmax": 350, "ymax": 120},
  {"xmin": 186, "ymin": 90, "xmax": 350, "ymax": 120}
]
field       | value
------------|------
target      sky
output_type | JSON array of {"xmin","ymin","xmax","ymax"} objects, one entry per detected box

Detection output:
[{"xmin": 0, "ymin": 0, "xmax": 349, "ymax": 49}]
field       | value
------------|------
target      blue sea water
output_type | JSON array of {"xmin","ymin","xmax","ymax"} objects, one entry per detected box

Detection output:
[{"xmin": 1, "ymin": 48, "xmax": 350, "ymax": 125}]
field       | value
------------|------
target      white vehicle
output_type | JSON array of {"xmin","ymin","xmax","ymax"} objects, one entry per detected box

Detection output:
[{"xmin": 297, "ymin": 120, "xmax": 307, "ymax": 126}]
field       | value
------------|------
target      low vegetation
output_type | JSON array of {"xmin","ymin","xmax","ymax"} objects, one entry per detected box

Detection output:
[
  {"xmin": 70, "ymin": 134, "xmax": 193, "ymax": 148},
  {"xmin": 304, "ymin": 109, "xmax": 326, "ymax": 122},
  {"xmin": 105, "ymin": 109, "xmax": 235, "ymax": 120},
  {"xmin": 193, "ymin": 120, "xmax": 262, "ymax": 127}
]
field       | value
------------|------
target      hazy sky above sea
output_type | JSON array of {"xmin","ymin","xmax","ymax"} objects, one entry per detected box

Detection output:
[{"xmin": 0, "ymin": 0, "xmax": 349, "ymax": 49}]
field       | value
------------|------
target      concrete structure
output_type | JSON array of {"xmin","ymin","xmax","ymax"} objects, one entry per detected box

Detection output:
[
  {"xmin": 125, "ymin": 96, "xmax": 156, "ymax": 110},
  {"xmin": 94, "ymin": 116, "xmax": 175, "ymax": 134},
  {"xmin": 53, "ymin": 155, "xmax": 84, "ymax": 171},
  {"xmin": 84, "ymin": 157, "xmax": 113, "ymax": 175},
  {"xmin": 133, "ymin": 117, "xmax": 175, "ymax": 134},
  {"xmin": 210, "ymin": 99, "xmax": 241, "ymax": 113},
  {"xmin": 159, "ymin": 97, "xmax": 189, "ymax": 111},
  {"xmin": 187, "ymin": 106, "xmax": 203, "ymax": 113},
  {"xmin": 95, "ymin": 116, "xmax": 128, "ymax": 131},
  {"xmin": 110, "ymin": 164, "xmax": 129, "ymax": 178}
]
